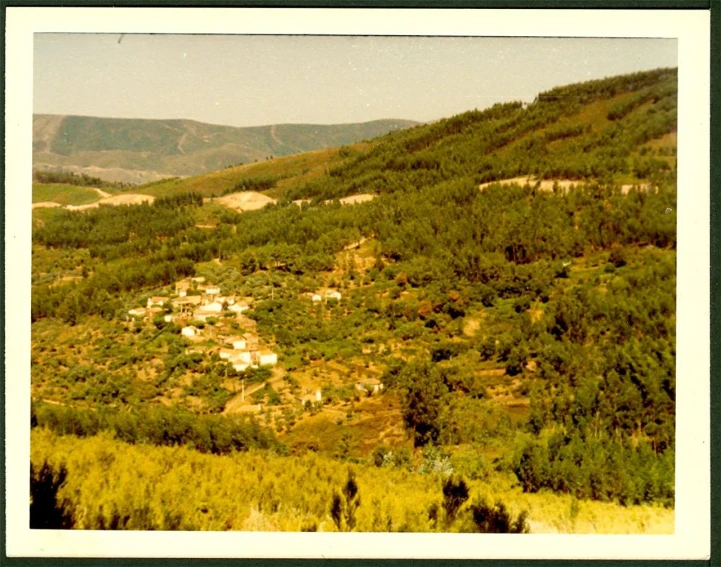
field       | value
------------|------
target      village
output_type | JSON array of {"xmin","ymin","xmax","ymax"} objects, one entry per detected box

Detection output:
[{"xmin": 125, "ymin": 277, "xmax": 383, "ymax": 417}]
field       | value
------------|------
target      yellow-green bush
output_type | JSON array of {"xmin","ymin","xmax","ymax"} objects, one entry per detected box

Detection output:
[{"xmin": 31, "ymin": 429, "xmax": 672, "ymax": 533}]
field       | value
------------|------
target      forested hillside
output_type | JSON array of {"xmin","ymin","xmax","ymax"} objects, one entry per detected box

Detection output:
[
  {"xmin": 30, "ymin": 68, "xmax": 677, "ymax": 533},
  {"xmin": 32, "ymin": 114, "xmax": 418, "ymax": 184}
]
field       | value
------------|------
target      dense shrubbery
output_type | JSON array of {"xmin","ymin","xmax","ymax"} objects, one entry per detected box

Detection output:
[
  {"xmin": 30, "ymin": 68, "xmax": 678, "ymax": 520},
  {"xmin": 31, "ymin": 401, "xmax": 280, "ymax": 455},
  {"xmin": 33, "ymin": 169, "xmax": 130, "ymax": 189}
]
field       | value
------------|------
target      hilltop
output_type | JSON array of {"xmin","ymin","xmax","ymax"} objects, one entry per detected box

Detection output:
[
  {"xmin": 32, "ymin": 114, "xmax": 419, "ymax": 184},
  {"xmin": 119, "ymin": 67, "xmax": 676, "ymax": 203},
  {"xmin": 30, "ymin": 68, "xmax": 677, "ymax": 533}
]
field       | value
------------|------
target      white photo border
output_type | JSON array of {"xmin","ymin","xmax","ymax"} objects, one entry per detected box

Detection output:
[{"xmin": 5, "ymin": 6, "xmax": 711, "ymax": 560}]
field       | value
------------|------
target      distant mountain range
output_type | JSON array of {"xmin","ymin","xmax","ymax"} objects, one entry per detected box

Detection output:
[{"xmin": 32, "ymin": 114, "xmax": 419, "ymax": 184}]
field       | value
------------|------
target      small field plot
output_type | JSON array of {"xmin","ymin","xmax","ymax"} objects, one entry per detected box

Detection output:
[{"xmin": 32, "ymin": 183, "xmax": 102, "ymax": 206}]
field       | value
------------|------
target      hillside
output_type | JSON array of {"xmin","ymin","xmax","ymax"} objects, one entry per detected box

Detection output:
[
  {"xmin": 32, "ymin": 114, "xmax": 418, "ymax": 184},
  {"xmin": 126, "ymin": 67, "xmax": 676, "ymax": 203},
  {"xmin": 30, "ymin": 68, "xmax": 677, "ymax": 533}
]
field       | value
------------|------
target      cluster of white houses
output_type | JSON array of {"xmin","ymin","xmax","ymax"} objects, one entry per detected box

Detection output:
[
  {"xmin": 215, "ymin": 334, "xmax": 278, "ymax": 372},
  {"xmin": 127, "ymin": 277, "xmax": 250, "ymax": 323},
  {"xmin": 128, "ymin": 277, "xmax": 278, "ymax": 371},
  {"xmin": 305, "ymin": 289, "xmax": 342, "ymax": 303}
]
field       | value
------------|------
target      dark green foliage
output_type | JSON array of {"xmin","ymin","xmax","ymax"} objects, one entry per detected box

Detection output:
[
  {"xmin": 31, "ymin": 401, "xmax": 280, "ymax": 455},
  {"xmin": 330, "ymin": 469, "xmax": 361, "ymax": 531},
  {"xmin": 153, "ymin": 192, "xmax": 203, "ymax": 208},
  {"xmin": 512, "ymin": 435, "xmax": 674, "ymax": 507},
  {"xmin": 30, "ymin": 461, "xmax": 74, "ymax": 529},
  {"xmin": 33, "ymin": 169, "xmax": 128, "ymax": 190},
  {"xmin": 396, "ymin": 360, "xmax": 449, "ymax": 447},
  {"xmin": 468, "ymin": 499, "xmax": 529, "ymax": 533},
  {"xmin": 226, "ymin": 175, "xmax": 284, "ymax": 194},
  {"xmin": 442, "ymin": 475, "xmax": 470, "ymax": 522}
]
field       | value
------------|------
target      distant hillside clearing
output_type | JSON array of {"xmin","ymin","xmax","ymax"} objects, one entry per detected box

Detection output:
[
  {"xmin": 215, "ymin": 191, "xmax": 277, "ymax": 212},
  {"xmin": 479, "ymin": 177, "xmax": 652, "ymax": 193},
  {"xmin": 32, "ymin": 201, "xmax": 63, "ymax": 209},
  {"xmin": 293, "ymin": 193, "xmax": 377, "ymax": 207},
  {"xmin": 67, "ymin": 194, "xmax": 155, "ymax": 210}
]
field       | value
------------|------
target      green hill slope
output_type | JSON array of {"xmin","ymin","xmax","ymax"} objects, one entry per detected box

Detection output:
[
  {"xmin": 30, "ymin": 68, "xmax": 677, "ymax": 533},
  {"xmin": 32, "ymin": 114, "xmax": 418, "ymax": 184},
  {"xmin": 131, "ymin": 67, "xmax": 676, "ymax": 202}
]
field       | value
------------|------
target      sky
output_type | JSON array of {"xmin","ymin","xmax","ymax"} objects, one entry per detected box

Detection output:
[{"xmin": 34, "ymin": 35, "xmax": 677, "ymax": 128}]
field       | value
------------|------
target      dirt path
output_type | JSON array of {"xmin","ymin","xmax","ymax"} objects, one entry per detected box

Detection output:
[
  {"xmin": 269, "ymin": 124, "xmax": 282, "ymax": 148},
  {"xmin": 90, "ymin": 187, "xmax": 112, "ymax": 199},
  {"xmin": 32, "ymin": 201, "xmax": 62, "ymax": 209},
  {"xmin": 223, "ymin": 370, "xmax": 285, "ymax": 414},
  {"xmin": 177, "ymin": 132, "xmax": 188, "ymax": 155}
]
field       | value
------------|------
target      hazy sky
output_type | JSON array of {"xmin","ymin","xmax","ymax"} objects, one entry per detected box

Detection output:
[{"xmin": 34, "ymin": 35, "xmax": 677, "ymax": 127}]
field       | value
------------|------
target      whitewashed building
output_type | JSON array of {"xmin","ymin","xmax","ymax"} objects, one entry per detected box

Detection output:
[
  {"xmin": 146, "ymin": 296, "xmax": 169, "ymax": 309},
  {"xmin": 259, "ymin": 351, "xmax": 278, "ymax": 366},
  {"xmin": 181, "ymin": 326, "xmax": 199, "ymax": 337},
  {"xmin": 229, "ymin": 303, "xmax": 249, "ymax": 313}
]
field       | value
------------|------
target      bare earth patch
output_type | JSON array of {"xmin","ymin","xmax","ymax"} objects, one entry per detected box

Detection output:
[
  {"xmin": 338, "ymin": 193, "xmax": 375, "ymax": 205},
  {"xmin": 67, "ymin": 194, "xmax": 155, "ymax": 210},
  {"xmin": 215, "ymin": 191, "xmax": 277, "ymax": 212},
  {"xmin": 479, "ymin": 177, "xmax": 651, "ymax": 194},
  {"xmin": 32, "ymin": 201, "xmax": 63, "ymax": 209},
  {"xmin": 293, "ymin": 193, "xmax": 376, "ymax": 208}
]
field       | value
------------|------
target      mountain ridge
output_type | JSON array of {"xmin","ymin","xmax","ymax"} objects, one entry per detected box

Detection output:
[{"xmin": 33, "ymin": 114, "xmax": 419, "ymax": 184}]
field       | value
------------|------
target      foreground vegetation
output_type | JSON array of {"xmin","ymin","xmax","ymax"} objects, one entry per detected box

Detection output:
[
  {"xmin": 31, "ymin": 429, "xmax": 672, "ymax": 533},
  {"xmin": 30, "ymin": 68, "xmax": 678, "ymax": 531}
]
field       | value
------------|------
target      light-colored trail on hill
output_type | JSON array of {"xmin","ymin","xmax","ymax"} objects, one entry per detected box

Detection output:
[
  {"xmin": 292, "ymin": 193, "xmax": 377, "ymax": 208},
  {"xmin": 479, "ymin": 177, "xmax": 652, "ymax": 194},
  {"xmin": 32, "ymin": 201, "xmax": 63, "ymax": 209},
  {"xmin": 90, "ymin": 187, "xmax": 112, "ymax": 199},
  {"xmin": 215, "ymin": 191, "xmax": 277, "ymax": 212},
  {"xmin": 66, "ymin": 194, "xmax": 155, "ymax": 210}
]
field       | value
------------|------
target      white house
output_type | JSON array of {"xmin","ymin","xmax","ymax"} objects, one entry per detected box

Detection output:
[
  {"xmin": 172, "ymin": 296, "xmax": 202, "ymax": 313},
  {"xmin": 147, "ymin": 296, "xmax": 169, "ymax": 309},
  {"xmin": 219, "ymin": 349, "xmax": 235, "ymax": 360},
  {"xmin": 128, "ymin": 307, "xmax": 147, "ymax": 317},
  {"xmin": 194, "ymin": 302, "xmax": 223, "ymax": 321},
  {"xmin": 234, "ymin": 351, "xmax": 252, "ymax": 364},
  {"xmin": 326, "ymin": 291, "xmax": 342, "ymax": 301},
  {"xmin": 164, "ymin": 314, "xmax": 174, "ymax": 323},
  {"xmin": 356, "ymin": 378, "xmax": 384, "ymax": 394},
  {"xmin": 243, "ymin": 334, "xmax": 259, "ymax": 350},
  {"xmin": 233, "ymin": 362, "xmax": 250, "ymax": 372},
  {"xmin": 203, "ymin": 301, "xmax": 223, "ymax": 313},
  {"xmin": 191, "ymin": 277, "xmax": 206, "ymax": 283},
  {"xmin": 259, "ymin": 351, "xmax": 278, "ymax": 366},
  {"xmin": 205, "ymin": 285, "xmax": 220, "ymax": 301},
  {"xmin": 181, "ymin": 326, "xmax": 199, "ymax": 337},
  {"xmin": 311, "ymin": 294, "xmax": 322, "ymax": 303},
  {"xmin": 300, "ymin": 390, "xmax": 322, "ymax": 406},
  {"xmin": 229, "ymin": 303, "xmax": 249, "ymax": 313},
  {"xmin": 233, "ymin": 339, "xmax": 247, "ymax": 350}
]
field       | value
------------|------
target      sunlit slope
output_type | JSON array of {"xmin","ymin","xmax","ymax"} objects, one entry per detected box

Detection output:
[
  {"xmin": 32, "ymin": 428, "xmax": 674, "ymax": 533},
  {"xmin": 33, "ymin": 115, "xmax": 418, "ymax": 183},
  {"xmin": 129, "ymin": 68, "xmax": 676, "ymax": 204},
  {"xmin": 133, "ymin": 146, "xmax": 357, "ymax": 199}
]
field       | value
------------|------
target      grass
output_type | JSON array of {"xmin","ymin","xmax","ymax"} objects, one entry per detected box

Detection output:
[
  {"xmin": 130, "ymin": 144, "xmax": 372, "ymax": 199},
  {"xmin": 32, "ymin": 183, "xmax": 101, "ymax": 206}
]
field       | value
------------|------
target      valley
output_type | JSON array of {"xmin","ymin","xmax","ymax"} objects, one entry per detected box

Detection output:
[{"xmin": 30, "ymin": 68, "xmax": 677, "ymax": 533}]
